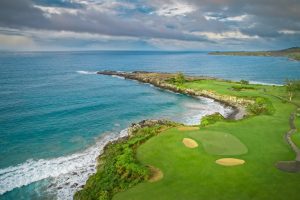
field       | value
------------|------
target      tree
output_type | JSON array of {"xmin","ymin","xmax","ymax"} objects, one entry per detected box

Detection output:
[
  {"xmin": 240, "ymin": 80, "xmax": 249, "ymax": 85},
  {"xmin": 285, "ymin": 79, "xmax": 300, "ymax": 101},
  {"xmin": 175, "ymin": 72, "xmax": 185, "ymax": 85}
]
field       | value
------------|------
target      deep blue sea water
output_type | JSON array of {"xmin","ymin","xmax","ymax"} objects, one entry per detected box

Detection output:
[{"xmin": 0, "ymin": 51, "xmax": 300, "ymax": 199}]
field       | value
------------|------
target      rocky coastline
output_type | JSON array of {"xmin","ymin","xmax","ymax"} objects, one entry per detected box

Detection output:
[{"xmin": 97, "ymin": 70, "xmax": 254, "ymax": 120}]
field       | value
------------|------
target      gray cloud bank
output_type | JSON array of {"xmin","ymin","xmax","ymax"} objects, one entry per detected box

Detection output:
[{"xmin": 0, "ymin": 0, "xmax": 299, "ymax": 50}]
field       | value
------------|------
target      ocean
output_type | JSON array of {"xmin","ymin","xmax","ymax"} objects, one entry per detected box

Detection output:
[{"xmin": 0, "ymin": 51, "xmax": 299, "ymax": 199}]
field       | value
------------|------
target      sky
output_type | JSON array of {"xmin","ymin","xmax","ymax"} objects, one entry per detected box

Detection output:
[{"xmin": 0, "ymin": 0, "xmax": 300, "ymax": 51}]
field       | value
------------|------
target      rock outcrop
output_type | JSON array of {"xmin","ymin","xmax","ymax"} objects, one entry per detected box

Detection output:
[{"xmin": 127, "ymin": 119, "xmax": 179, "ymax": 136}]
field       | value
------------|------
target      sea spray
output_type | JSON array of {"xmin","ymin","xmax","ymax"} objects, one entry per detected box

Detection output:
[
  {"xmin": 0, "ymin": 129, "xmax": 128, "ymax": 200},
  {"xmin": 76, "ymin": 71, "xmax": 97, "ymax": 75},
  {"xmin": 180, "ymin": 96, "xmax": 233, "ymax": 125}
]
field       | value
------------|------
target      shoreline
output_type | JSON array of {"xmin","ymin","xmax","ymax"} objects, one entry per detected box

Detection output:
[
  {"xmin": 76, "ymin": 70, "xmax": 300, "ymax": 200},
  {"xmin": 97, "ymin": 70, "xmax": 251, "ymax": 120},
  {"xmin": 0, "ymin": 72, "xmax": 237, "ymax": 199}
]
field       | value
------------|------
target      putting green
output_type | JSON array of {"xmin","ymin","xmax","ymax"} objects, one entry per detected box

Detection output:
[{"xmin": 188, "ymin": 131, "xmax": 248, "ymax": 155}]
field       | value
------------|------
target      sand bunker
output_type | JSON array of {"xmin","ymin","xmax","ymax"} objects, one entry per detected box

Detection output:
[
  {"xmin": 216, "ymin": 158, "xmax": 245, "ymax": 166},
  {"xmin": 148, "ymin": 165, "xmax": 163, "ymax": 182},
  {"xmin": 182, "ymin": 138, "xmax": 198, "ymax": 148},
  {"xmin": 177, "ymin": 126, "xmax": 199, "ymax": 131}
]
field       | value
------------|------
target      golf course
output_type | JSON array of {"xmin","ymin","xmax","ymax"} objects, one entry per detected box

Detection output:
[{"xmin": 75, "ymin": 71, "xmax": 300, "ymax": 200}]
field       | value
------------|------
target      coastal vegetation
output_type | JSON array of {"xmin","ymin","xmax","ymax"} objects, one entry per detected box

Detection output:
[
  {"xmin": 78, "ymin": 71, "xmax": 300, "ymax": 200},
  {"xmin": 74, "ymin": 120, "xmax": 179, "ymax": 200},
  {"xmin": 200, "ymin": 113, "xmax": 225, "ymax": 127},
  {"xmin": 209, "ymin": 47, "xmax": 300, "ymax": 61},
  {"xmin": 166, "ymin": 72, "xmax": 186, "ymax": 85},
  {"xmin": 285, "ymin": 79, "xmax": 300, "ymax": 101}
]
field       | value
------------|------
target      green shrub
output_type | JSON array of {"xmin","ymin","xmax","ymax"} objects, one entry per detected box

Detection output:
[
  {"xmin": 74, "ymin": 124, "xmax": 176, "ymax": 200},
  {"xmin": 240, "ymin": 80, "xmax": 249, "ymax": 85},
  {"xmin": 247, "ymin": 97, "xmax": 275, "ymax": 115},
  {"xmin": 200, "ymin": 113, "xmax": 225, "ymax": 127},
  {"xmin": 231, "ymin": 85, "xmax": 255, "ymax": 91},
  {"xmin": 167, "ymin": 72, "xmax": 186, "ymax": 85}
]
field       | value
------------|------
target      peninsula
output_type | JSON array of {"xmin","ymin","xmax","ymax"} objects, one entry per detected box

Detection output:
[
  {"xmin": 75, "ymin": 71, "xmax": 300, "ymax": 200},
  {"xmin": 209, "ymin": 47, "xmax": 300, "ymax": 61}
]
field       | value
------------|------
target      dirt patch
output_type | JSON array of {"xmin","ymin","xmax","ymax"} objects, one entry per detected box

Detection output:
[
  {"xmin": 182, "ymin": 138, "xmax": 198, "ymax": 148},
  {"xmin": 177, "ymin": 126, "xmax": 199, "ymax": 131},
  {"xmin": 148, "ymin": 165, "xmax": 163, "ymax": 182},
  {"xmin": 215, "ymin": 158, "xmax": 245, "ymax": 166},
  {"xmin": 276, "ymin": 161, "xmax": 300, "ymax": 173}
]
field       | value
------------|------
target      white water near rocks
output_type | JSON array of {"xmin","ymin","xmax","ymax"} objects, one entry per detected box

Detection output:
[
  {"xmin": 76, "ymin": 70, "xmax": 98, "ymax": 75},
  {"xmin": 0, "ymin": 130, "xmax": 128, "ymax": 199},
  {"xmin": 0, "ymin": 96, "xmax": 233, "ymax": 199}
]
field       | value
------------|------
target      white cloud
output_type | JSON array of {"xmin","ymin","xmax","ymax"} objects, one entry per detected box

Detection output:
[
  {"xmin": 33, "ymin": 5, "xmax": 79, "ymax": 17},
  {"xmin": 154, "ymin": 1, "xmax": 196, "ymax": 17},
  {"xmin": 30, "ymin": 30, "xmax": 138, "ymax": 41},
  {"xmin": 278, "ymin": 30, "xmax": 300, "ymax": 34},
  {"xmin": 204, "ymin": 13, "xmax": 248, "ymax": 22},
  {"xmin": 85, "ymin": 1, "xmax": 136, "ymax": 13},
  {"xmin": 192, "ymin": 31, "xmax": 259, "ymax": 40},
  {"xmin": 221, "ymin": 14, "xmax": 248, "ymax": 22}
]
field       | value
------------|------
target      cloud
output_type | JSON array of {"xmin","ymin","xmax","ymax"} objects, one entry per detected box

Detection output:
[
  {"xmin": 192, "ymin": 31, "xmax": 258, "ymax": 40},
  {"xmin": 0, "ymin": 33, "xmax": 36, "ymax": 50},
  {"xmin": 0, "ymin": 0, "xmax": 299, "ymax": 50},
  {"xmin": 153, "ymin": 1, "xmax": 196, "ymax": 17},
  {"xmin": 279, "ymin": 30, "xmax": 300, "ymax": 35}
]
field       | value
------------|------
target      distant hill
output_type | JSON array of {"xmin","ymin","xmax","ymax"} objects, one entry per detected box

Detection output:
[{"xmin": 209, "ymin": 47, "xmax": 300, "ymax": 61}]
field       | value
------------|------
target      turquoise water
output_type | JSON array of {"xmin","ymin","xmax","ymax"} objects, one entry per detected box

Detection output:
[{"xmin": 0, "ymin": 51, "xmax": 299, "ymax": 199}]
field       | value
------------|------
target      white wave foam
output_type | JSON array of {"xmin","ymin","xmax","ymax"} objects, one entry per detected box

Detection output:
[
  {"xmin": 0, "ymin": 130, "xmax": 128, "ymax": 199},
  {"xmin": 249, "ymin": 81, "xmax": 283, "ymax": 86},
  {"xmin": 111, "ymin": 75, "xmax": 125, "ymax": 79},
  {"xmin": 179, "ymin": 96, "xmax": 233, "ymax": 125},
  {"xmin": 76, "ymin": 71, "xmax": 97, "ymax": 75}
]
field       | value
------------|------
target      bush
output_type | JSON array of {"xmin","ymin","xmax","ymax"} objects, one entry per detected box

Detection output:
[
  {"xmin": 74, "ymin": 124, "xmax": 176, "ymax": 200},
  {"xmin": 231, "ymin": 85, "xmax": 255, "ymax": 91},
  {"xmin": 240, "ymin": 80, "xmax": 249, "ymax": 85},
  {"xmin": 247, "ymin": 97, "xmax": 275, "ymax": 115},
  {"xmin": 167, "ymin": 72, "xmax": 186, "ymax": 85},
  {"xmin": 200, "ymin": 113, "xmax": 225, "ymax": 127}
]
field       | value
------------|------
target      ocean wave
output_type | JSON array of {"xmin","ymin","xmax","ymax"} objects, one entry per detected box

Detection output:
[
  {"xmin": 0, "ymin": 129, "xmax": 128, "ymax": 199},
  {"xmin": 180, "ymin": 97, "xmax": 233, "ymax": 125},
  {"xmin": 249, "ymin": 81, "xmax": 283, "ymax": 86},
  {"xmin": 76, "ymin": 71, "xmax": 97, "ymax": 75},
  {"xmin": 111, "ymin": 75, "xmax": 125, "ymax": 79}
]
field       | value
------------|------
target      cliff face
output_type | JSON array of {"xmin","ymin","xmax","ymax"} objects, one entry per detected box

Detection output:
[{"xmin": 97, "ymin": 71, "xmax": 255, "ymax": 119}]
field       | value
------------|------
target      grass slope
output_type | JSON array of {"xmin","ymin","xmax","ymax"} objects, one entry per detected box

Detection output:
[{"xmin": 114, "ymin": 80, "xmax": 300, "ymax": 200}]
